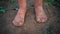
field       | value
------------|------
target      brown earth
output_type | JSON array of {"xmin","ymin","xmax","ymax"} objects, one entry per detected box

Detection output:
[{"xmin": 0, "ymin": 0, "xmax": 59, "ymax": 34}]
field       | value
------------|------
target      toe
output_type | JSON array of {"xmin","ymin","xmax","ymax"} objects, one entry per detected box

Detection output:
[
  {"xmin": 13, "ymin": 20, "xmax": 24, "ymax": 26},
  {"xmin": 19, "ymin": 22, "xmax": 24, "ymax": 26},
  {"xmin": 36, "ymin": 17, "xmax": 42, "ymax": 23},
  {"xmin": 13, "ymin": 20, "xmax": 19, "ymax": 26},
  {"xmin": 41, "ymin": 17, "xmax": 47, "ymax": 23}
]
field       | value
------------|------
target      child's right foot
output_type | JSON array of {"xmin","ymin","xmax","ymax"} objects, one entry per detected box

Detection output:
[{"xmin": 12, "ymin": 9, "xmax": 26, "ymax": 26}]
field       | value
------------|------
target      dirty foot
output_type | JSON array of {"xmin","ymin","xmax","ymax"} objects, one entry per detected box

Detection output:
[
  {"xmin": 12, "ymin": 9, "xmax": 26, "ymax": 26},
  {"xmin": 35, "ymin": 6, "xmax": 47, "ymax": 23}
]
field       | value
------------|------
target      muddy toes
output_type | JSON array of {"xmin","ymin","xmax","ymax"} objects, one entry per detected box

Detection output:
[
  {"xmin": 41, "ymin": 17, "xmax": 47, "ymax": 23},
  {"xmin": 13, "ymin": 20, "xmax": 24, "ymax": 26},
  {"xmin": 36, "ymin": 16, "xmax": 47, "ymax": 23}
]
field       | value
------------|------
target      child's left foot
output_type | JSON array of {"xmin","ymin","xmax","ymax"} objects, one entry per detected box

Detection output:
[{"xmin": 35, "ymin": 6, "xmax": 47, "ymax": 23}]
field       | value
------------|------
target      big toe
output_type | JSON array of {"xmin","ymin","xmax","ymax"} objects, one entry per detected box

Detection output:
[{"xmin": 36, "ymin": 18, "xmax": 42, "ymax": 23}]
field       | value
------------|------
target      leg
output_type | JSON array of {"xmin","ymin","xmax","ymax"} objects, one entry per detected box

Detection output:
[
  {"xmin": 12, "ymin": 0, "xmax": 27, "ymax": 26},
  {"xmin": 34, "ymin": 0, "xmax": 47, "ymax": 23}
]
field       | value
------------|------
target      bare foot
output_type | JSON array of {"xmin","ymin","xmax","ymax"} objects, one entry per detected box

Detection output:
[
  {"xmin": 12, "ymin": 9, "xmax": 26, "ymax": 26},
  {"xmin": 35, "ymin": 6, "xmax": 47, "ymax": 23}
]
